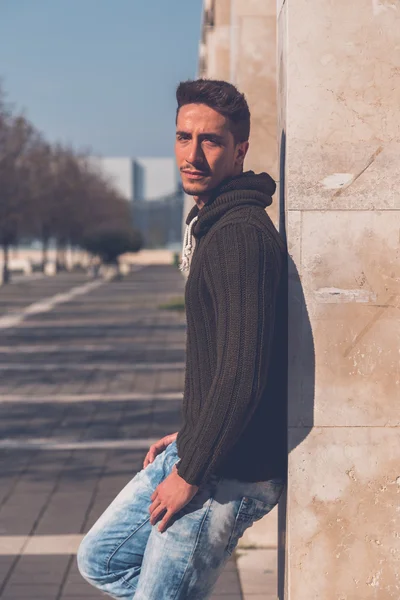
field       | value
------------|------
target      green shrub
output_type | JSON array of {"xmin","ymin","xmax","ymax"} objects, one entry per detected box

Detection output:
[{"xmin": 82, "ymin": 225, "xmax": 143, "ymax": 263}]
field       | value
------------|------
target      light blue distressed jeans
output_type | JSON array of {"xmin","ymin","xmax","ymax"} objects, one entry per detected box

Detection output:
[{"xmin": 77, "ymin": 440, "xmax": 284, "ymax": 600}]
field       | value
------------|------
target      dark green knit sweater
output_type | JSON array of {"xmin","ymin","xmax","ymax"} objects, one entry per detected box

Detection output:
[{"xmin": 176, "ymin": 171, "xmax": 287, "ymax": 486}]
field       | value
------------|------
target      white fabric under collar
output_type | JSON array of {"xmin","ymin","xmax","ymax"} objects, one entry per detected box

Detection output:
[{"xmin": 179, "ymin": 215, "xmax": 199, "ymax": 272}]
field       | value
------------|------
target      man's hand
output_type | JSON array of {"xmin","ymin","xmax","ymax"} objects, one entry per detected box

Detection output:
[
  {"xmin": 149, "ymin": 465, "xmax": 199, "ymax": 533},
  {"xmin": 143, "ymin": 432, "xmax": 178, "ymax": 469}
]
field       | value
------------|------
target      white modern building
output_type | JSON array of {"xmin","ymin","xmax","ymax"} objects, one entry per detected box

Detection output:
[
  {"xmin": 89, "ymin": 157, "xmax": 134, "ymax": 201},
  {"xmin": 88, "ymin": 156, "xmax": 184, "ymax": 250},
  {"xmin": 134, "ymin": 157, "xmax": 178, "ymax": 201},
  {"xmin": 88, "ymin": 156, "xmax": 179, "ymax": 203}
]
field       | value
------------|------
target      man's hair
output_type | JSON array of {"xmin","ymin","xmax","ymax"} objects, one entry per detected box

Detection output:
[{"xmin": 176, "ymin": 79, "xmax": 250, "ymax": 144}]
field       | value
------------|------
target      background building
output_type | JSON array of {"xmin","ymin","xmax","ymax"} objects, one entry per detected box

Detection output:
[
  {"xmin": 88, "ymin": 157, "xmax": 135, "ymax": 202},
  {"xmin": 133, "ymin": 157, "xmax": 178, "ymax": 201},
  {"xmin": 89, "ymin": 156, "xmax": 184, "ymax": 249}
]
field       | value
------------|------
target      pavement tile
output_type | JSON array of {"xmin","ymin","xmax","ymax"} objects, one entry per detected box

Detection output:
[
  {"xmin": 213, "ymin": 568, "xmax": 242, "ymax": 594},
  {"xmin": 0, "ymin": 267, "xmax": 244, "ymax": 599},
  {"xmin": 0, "ymin": 556, "xmax": 15, "ymax": 579},
  {"xmin": 1, "ymin": 583, "xmax": 61, "ymax": 598},
  {"xmin": 6, "ymin": 556, "xmax": 69, "ymax": 585}
]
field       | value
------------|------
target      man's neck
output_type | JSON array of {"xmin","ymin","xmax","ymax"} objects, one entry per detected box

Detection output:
[
  {"xmin": 192, "ymin": 169, "xmax": 243, "ymax": 210},
  {"xmin": 193, "ymin": 195, "xmax": 209, "ymax": 210}
]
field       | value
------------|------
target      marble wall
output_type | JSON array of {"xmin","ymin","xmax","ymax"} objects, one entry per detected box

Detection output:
[
  {"xmin": 197, "ymin": 0, "xmax": 279, "ymax": 224},
  {"xmin": 280, "ymin": 0, "xmax": 400, "ymax": 597},
  {"xmin": 233, "ymin": 0, "xmax": 277, "ymax": 189}
]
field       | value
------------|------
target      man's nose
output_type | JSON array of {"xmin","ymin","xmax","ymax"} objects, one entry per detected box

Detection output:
[{"xmin": 187, "ymin": 140, "xmax": 204, "ymax": 165}]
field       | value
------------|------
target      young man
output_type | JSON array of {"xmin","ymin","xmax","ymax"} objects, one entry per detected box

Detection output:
[{"xmin": 78, "ymin": 79, "xmax": 287, "ymax": 600}]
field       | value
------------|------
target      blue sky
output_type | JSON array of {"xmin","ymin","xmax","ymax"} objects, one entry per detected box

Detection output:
[{"xmin": 0, "ymin": 0, "xmax": 203, "ymax": 157}]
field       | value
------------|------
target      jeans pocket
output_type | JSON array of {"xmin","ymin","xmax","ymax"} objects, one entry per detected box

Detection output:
[{"xmin": 225, "ymin": 496, "xmax": 276, "ymax": 556}]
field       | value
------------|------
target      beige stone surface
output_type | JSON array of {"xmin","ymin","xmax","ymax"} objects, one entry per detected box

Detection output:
[
  {"xmin": 288, "ymin": 210, "xmax": 400, "ymax": 428},
  {"xmin": 239, "ymin": 506, "xmax": 278, "ymax": 549},
  {"xmin": 286, "ymin": 211, "xmax": 301, "ymax": 267},
  {"xmin": 286, "ymin": 3, "xmax": 400, "ymax": 143},
  {"xmin": 277, "ymin": 0, "xmax": 286, "ymax": 18},
  {"xmin": 277, "ymin": 0, "xmax": 286, "ymax": 137},
  {"xmin": 235, "ymin": 0, "xmax": 276, "ymax": 17},
  {"xmin": 287, "ymin": 142, "xmax": 400, "ymax": 210},
  {"xmin": 287, "ymin": 427, "xmax": 400, "ymax": 600},
  {"xmin": 284, "ymin": 0, "xmax": 400, "ymax": 210},
  {"xmin": 203, "ymin": 24, "xmax": 231, "ymax": 80},
  {"xmin": 214, "ymin": 0, "xmax": 231, "ymax": 25},
  {"xmin": 234, "ymin": 7, "xmax": 278, "ymax": 224},
  {"xmin": 281, "ymin": 0, "xmax": 400, "ymax": 598},
  {"xmin": 236, "ymin": 15, "xmax": 277, "ymax": 177},
  {"xmin": 197, "ymin": 0, "xmax": 279, "ymax": 225}
]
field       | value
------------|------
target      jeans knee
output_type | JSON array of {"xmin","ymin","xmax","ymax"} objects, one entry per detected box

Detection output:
[{"xmin": 77, "ymin": 532, "xmax": 106, "ymax": 583}]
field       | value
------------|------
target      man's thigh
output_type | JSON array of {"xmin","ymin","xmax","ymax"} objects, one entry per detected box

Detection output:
[
  {"xmin": 78, "ymin": 443, "xmax": 179, "ymax": 581},
  {"xmin": 133, "ymin": 474, "xmax": 284, "ymax": 600},
  {"xmin": 133, "ymin": 474, "xmax": 221, "ymax": 600}
]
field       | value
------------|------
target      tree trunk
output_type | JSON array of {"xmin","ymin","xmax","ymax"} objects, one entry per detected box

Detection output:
[
  {"xmin": 2, "ymin": 243, "xmax": 10, "ymax": 284},
  {"xmin": 41, "ymin": 236, "xmax": 49, "ymax": 272},
  {"xmin": 55, "ymin": 240, "xmax": 66, "ymax": 272}
]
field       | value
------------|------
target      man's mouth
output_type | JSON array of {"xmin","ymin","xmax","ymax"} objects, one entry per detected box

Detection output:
[{"xmin": 181, "ymin": 170, "xmax": 208, "ymax": 180}]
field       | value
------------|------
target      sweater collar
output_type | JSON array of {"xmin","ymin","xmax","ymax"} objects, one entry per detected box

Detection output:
[
  {"xmin": 185, "ymin": 170, "xmax": 275, "ymax": 239},
  {"xmin": 179, "ymin": 171, "xmax": 275, "ymax": 272}
]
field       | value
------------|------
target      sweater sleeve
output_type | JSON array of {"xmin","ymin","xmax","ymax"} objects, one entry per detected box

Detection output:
[{"xmin": 176, "ymin": 221, "xmax": 282, "ymax": 486}]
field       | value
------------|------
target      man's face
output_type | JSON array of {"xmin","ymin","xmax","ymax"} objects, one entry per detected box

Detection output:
[{"xmin": 175, "ymin": 103, "xmax": 248, "ymax": 197}]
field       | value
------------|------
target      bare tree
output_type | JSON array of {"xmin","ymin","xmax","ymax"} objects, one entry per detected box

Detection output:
[
  {"xmin": 0, "ymin": 103, "xmax": 35, "ymax": 283},
  {"xmin": 0, "ymin": 83, "xmax": 142, "ymax": 282},
  {"xmin": 24, "ymin": 138, "xmax": 56, "ymax": 271}
]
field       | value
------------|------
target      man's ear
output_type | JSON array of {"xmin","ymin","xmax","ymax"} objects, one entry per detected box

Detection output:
[{"xmin": 236, "ymin": 141, "xmax": 249, "ymax": 167}]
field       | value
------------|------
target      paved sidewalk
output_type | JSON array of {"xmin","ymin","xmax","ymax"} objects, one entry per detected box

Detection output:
[
  {"xmin": 237, "ymin": 549, "xmax": 278, "ymax": 599},
  {"xmin": 0, "ymin": 266, "xmax": 242, "ymax": 600}
]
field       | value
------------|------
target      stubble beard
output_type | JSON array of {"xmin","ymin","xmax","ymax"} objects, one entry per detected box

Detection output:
[
  {"xmin": 182, "ymin": 183, "xmax": 207, "ymax": 197},
  {"xmin": 181, "ymin": 176, "xmax": 216, "ymax": 198}
]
